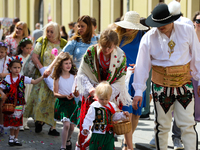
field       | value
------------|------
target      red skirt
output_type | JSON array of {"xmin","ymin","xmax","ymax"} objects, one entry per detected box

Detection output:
[{"xmin": 4, "ymin": 114, "xmax": 23, "ymax": 129}]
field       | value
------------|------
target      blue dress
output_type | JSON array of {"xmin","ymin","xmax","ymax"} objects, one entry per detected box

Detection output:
[
  {"xmin": 62, "ymin": 36, "xmax": 99, "ymax": 68},
  {"xmin": 120, "ymin": 31, "xmax": 146, "ymax": 115}
]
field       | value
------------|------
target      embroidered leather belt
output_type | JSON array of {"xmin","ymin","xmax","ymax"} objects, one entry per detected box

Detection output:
[{"xmin": 152, "ymin": 63, "xmax": 191, "ymax": 87}]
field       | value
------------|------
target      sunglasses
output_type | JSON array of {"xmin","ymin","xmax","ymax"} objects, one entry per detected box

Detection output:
[
  {"xmin": 195, "ymin": 19, "xmax": 200, "ymax": 24},
  {"xmin": 16, "ymin": 27, "xmax": 23, "ymax": 31}
]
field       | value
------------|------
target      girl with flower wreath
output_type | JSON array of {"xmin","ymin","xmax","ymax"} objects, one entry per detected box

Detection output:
[{"xmin": 0, "ymin": 57, "xmax": 44, "ymax": 147}]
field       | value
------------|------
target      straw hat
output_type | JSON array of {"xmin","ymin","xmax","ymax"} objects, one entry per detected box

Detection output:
[
  {"xmin": 115, "ymin": 11, "xmax": 148, "ymax": 30},
  {"xmin": 145, "ymin": 1, "xmax": 181, "ymax": 27}
]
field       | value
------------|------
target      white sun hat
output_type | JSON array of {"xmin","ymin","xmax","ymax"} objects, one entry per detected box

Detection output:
[{"xmin": 115, "ymin": 11, "xmax": 148, "ymax": 30}]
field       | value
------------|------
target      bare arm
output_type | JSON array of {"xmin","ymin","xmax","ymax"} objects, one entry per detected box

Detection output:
[
  {"xmin": 31, "ymin": 76, "xmax": 44, "ymax": 84},
  {"xmin": 32, "ymin": 52, "xmax": 43, "ymax": 69}
]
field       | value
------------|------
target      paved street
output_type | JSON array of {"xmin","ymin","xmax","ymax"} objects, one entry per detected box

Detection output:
[
  {"xmin": 0, "ymin": 119, "xmax": 136, "ymax": 150},
  {"xmin": 0, "ymin": 101, "xmax": 200, "ymax": 150}
]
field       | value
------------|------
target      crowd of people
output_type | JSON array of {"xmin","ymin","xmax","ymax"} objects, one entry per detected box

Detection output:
[{"xmin": 0, "ymin": 0, "xmax": 200, "ymax": 150}]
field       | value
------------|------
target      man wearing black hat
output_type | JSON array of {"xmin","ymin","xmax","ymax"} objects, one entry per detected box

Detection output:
[{"xmin": 132, "ymin": 1, "xmax": 199, "ymax": 150}]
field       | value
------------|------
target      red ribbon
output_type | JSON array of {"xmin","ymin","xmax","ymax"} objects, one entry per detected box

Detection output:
[
  {"xmin": 103, "ymin": 102, "xmax": 116, "ymax": 132},
  {"xmin": 10, "ymin": 74, "xmax": 20, "ymax": 100}
]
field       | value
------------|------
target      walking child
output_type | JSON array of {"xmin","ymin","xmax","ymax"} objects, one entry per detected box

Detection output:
[
  {"xmin": 82, "ymin": 81, "xmax": 130, "ymax": 150},
  {"xmin": 0, "ymin": 57, "xmax": 44, "ymax": 146},
  {"xmin": 0, "ymin": 41, "xmax": 10, "ymax": 136},
  {"xmin": 16, "ymin": 37, "xmax": 33, "ymax": 130},
  {"xmin": 51, "ymin": 52, "xmax": 79, "ymax": 150}
]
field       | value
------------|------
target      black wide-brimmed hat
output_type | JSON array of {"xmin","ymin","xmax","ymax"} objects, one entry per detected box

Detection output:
[{"xmin": 145, "ymin": 1, "xmax": 181, "ymax": 27}]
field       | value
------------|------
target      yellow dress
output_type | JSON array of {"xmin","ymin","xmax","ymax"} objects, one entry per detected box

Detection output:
[{"xmin": 23, "ymin": 41, "xmax": 62, "ymax": 126}]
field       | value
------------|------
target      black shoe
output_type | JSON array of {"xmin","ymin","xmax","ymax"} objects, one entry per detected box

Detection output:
[
  {"xmin": 35, "ymin": 121, "xmax": 45, "ymax": 133},
  {"xmin": 8, "ymin": 138, "xmax": 15, "ymax": 146},
  {"xmin": 48, "ymin": 128, "xmax": 60, "ymax": 136},
  {"xmin": 66, "ymin": 139, "xmax": 72, "ymax": 150},
  {"xmin": 14, "ymin": 139, "xmax": 22, "ymax": 146}
]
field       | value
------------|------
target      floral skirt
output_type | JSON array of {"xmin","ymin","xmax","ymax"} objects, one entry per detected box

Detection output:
[
  {"xmin": 89, "ymin": 132, "xmax": 115, "ymax": 150},
  {"xmin": 54, "ymin": 98, "xmax": 77, "ymax": 123},
  {"xmin": 23, "ymin": 80, "xmax": 56, "ymax": 126}
]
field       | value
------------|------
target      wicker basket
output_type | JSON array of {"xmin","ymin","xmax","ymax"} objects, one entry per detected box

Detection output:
[
  {"xmin": 2, "ymin": 93, "xmax": 17, "ymax": 115},
  {"xmin": 112, "ymin": 111, "xmax": 131, "ymax": 135}
]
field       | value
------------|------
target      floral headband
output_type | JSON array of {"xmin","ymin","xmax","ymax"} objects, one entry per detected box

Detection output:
[
  {"xmin": 0, "ymin": 42, "xmax": 8, "ymax": 48},
  {"xmin": 7, "ymin": 56, "xmax": 23, "ymax": 66},
  {"xmin": 18, "ymin": 37, "xmax": 32, "ymax": 46}
]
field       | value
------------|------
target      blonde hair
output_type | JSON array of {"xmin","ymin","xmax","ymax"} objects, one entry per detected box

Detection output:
[
  {"xmin": 13, "ymin": 21, "xmax": 28, "ymax": 38},
  {"xmin": 115, "ymin": 26, "xmax": 138, "ymax": 47},
  {"xmin": 95, "ymin": 81, "xmax": 112, "ymax": 99},
  {"xmin": 43, "ymin": 21, "xmax": 61, "ymax": 41}
]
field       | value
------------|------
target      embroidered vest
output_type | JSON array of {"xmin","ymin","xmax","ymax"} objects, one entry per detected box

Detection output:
[
  {"xmin": 2, "ymin": 76, "xmax": 25, "ymax": 105},
  {"xmin": 91, "ymin": 107, "xmax": 113, "ymax": 134}
]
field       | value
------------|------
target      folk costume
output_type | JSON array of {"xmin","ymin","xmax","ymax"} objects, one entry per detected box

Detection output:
[
  {"xmin": 54, "ymin": 74, "xmax": 77, "ymax": 124},
  {"xmin": 76, "ymin": 44, "xmax": 132, "ymax": 149},
  {"xmin": 82, "ymin": 101, "xmax": 126, "ymax": 150},
  {"xmin": 1, "ymin": 74, "xmax": 32, "ymax": 129},
  {"xmin": 133, "ymin": 2, "xmax": 200, "ymax": 150}
]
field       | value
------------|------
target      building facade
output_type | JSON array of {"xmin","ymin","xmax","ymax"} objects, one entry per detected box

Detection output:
[{"xmin": 0, "ymin": 0, "xmax": 199, "ymax": 34}]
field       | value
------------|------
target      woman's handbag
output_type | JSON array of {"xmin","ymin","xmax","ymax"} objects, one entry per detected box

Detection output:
[
  {"xmin": 2, "ymin": 93, "xmax": 17, "ymax": 115},
  {"xmin": 23, "ymin": 50, "xmax": 37, "ymax": 79}
]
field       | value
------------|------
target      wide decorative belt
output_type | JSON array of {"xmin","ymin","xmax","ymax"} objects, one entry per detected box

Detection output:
[{"xmin": 152, "ymin": 63, "xmax": 191, "ymax": 87}]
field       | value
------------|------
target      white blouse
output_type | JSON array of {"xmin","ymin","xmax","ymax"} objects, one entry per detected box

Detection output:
[
  {"xmin": 133, "ymin": 21, "xmax": 200, "ymax": 97},
  {"xmin": 0, "ymin": 74, "xmax": 32, "ymax": 90},
  {"xmin": 18, "ymin": 54, "xmax": 30, "ymax": 75}
]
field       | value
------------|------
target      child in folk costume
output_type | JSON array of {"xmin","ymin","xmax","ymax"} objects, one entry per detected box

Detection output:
[
  {"xmin": 17, "ymin": 37, "xmax": 33, "ymax": 130},
  {"xmin": 0, "ymin": 42, "xmax": 10, "ymax": 136},
  {"xmin": 0, "ymin": 57, "xmax": 44, "ymax": 146},
  {"xmin": 82, "ymin": 81, "xmax": 129, "ymax": 150},
  {"xmin": 52, "ymin": 52, "xmax": 79, "ymax": 150}
]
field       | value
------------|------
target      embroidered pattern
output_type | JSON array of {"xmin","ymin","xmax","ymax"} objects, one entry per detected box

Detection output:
[
  {"xmin": 110, "ymin": 54, "xmax": 126, "ymax": 84},
  {"xmin": 152, "ymin": 82, "xmax": 194, "ymax": 113},
  {"xmin": 84, "ymin": 46, "xmax": 98, "ymax": 79}
]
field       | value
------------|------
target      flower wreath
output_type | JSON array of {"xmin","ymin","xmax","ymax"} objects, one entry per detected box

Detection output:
[
  {"xmin": 6, "ymin": 56, "xmax": 23, "ymax": 66},
  {"xmin": 0, "ymin": 41, "xmax": 8, "ymax": 48},
  {"xmin": 18, "ymin": 37, "xmax": 32, "ymax": 46}
]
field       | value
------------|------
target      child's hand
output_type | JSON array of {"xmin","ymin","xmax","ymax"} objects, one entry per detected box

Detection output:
[
  {"xmin": 73, "ymin": 86, "xmax": 79, "ymax": 97},
  {"xmin": 0, "ymin": 73, "xmax": 3, "ymax": 78},
  {"xmin": 66, "ymin": 94, "xmax": 73, "ymax": 100},
  {"xmin": 129, "ymin": 64, "xmax": 135, "ymax": 73},
  {"xmin": 83, "ymin": 129, "xmax": 89, "ymax": 135},
  {"xmin": 123, "ymin": 111, "xmax": 130, "ymax": 121}
]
